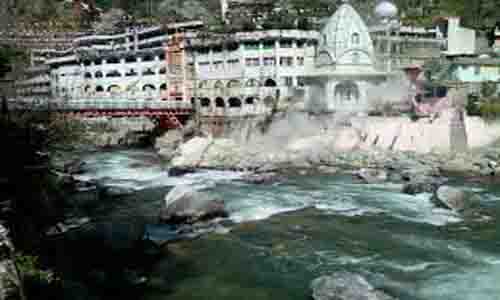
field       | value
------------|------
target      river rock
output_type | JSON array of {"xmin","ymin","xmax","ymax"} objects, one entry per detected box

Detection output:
[
  {"xmin": 0, "ymin": 225, "xmax": 23, "ymax": 300},
  {"xmin": 401, "ymin": 177, "xmax": 444, "ymax": 195},
  {"xmin": 431, "ymin": 185, "xmax": 480, "ymax": 213},
  {"xmin": 310, "ymin": 272, "xmax": 395, "ymax": 300},
  {"xmin": 168, "ymin": 166, "xmax": 197, "ymax": 177},
  {"xmin": 355, "ymin": 168, "xmax": 388, "ymax": 184},
  {"xmin": 64, "ymin": 160, "xmax": 86, "ymax": 175},
  {"xmin": 159, "ymin": 185, "xmax": 228, "ymax": 224},
  {"xmin": 240, "ymin": 173, "xmax": 283, "ymax": 184},
  {"xmin": 317, "ymin": 166, "xmax": 338, "ymax": 175},
  {"xmin": 155, "ymin": 129, "xmax": 183, "ymax": 162}
]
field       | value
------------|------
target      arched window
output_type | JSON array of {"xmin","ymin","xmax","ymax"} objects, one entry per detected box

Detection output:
[
  {"xmin": 245, "ymin": 97, "xmax": 255, "ymax": 104},
  {"xmin": 107, "ymin": 57, "xmax": 120, "ymax": 64},
  {"xmin": 106, "ymin": 70, "xmax": 121, "ymax": 77},
  {"xmin": 95, "ymin": 85, "xmax": 104, "ymax": 92},
  {"xmin": 352, "ymin": 33, "xmax": 360, "ymax": 45},
  {"xmin": 199, "ymin": 81, "xmax": 209, "ymax": 89},
  {"xmin": 84, "ymin": 72, "xmax": 92, "ymax": 79},
  {"xmin": 95, "ymin": 71, "xmax": 103, "ymax": 78},
  {"xmin": 107, "ymin": 85, "xmax": 121, "ymax": 93},
  {"xmin": 334, "ymin": 81, "xmax": 360, "ymax": 102},
  {"xmin": 228, "ymin": 98, "xmax": 242, "ymax": 108},
  {"xmin": 264, "ymin": 78, "xmax": 277, "ymax": 87},
  {"xmin": 142, "ymin": 68, "xmax": 155, "ymax": 76},
  {"xmin": 160, "ymin": 83, "xmax": 167, "ymax": 91},
  {"xmin": 159, "ymin": 67, "xmax": 166, "ymax": 74},
  {"xmin": 143, "ymin": 84, "xmax": 156, "ymax": 91},
  {"xmin": 215, "ymin": 97, "xmax": 225, "ymax": 107},
  {"xmin": 201, "ymin": 98, "xmax": 211, "ymax": 107},
  {"xmin": 246, "ymin": 79, "xmax": 260, "ymax": 87},
  {"xmin": 214, "ymin": 81, "xmax": 224, "ymax": 89},
  {"xmin": 227, "ymin": 80, "xmax": 241, "ymax": 88},
  {"xmin": 125, "ymin": 56, "xmax": 136, "ymax": 63},
  {"xmin": 125, "ymin": 69, "xmax": 138, "ymax": 77}
]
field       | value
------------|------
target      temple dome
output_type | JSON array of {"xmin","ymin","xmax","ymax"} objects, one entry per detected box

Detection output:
[
  {"xmin": 374, "ymin": 1, "xmax": 398, "ymax": 19},
  {"xmin": 318, "ymin": 1, "xmax": 374, "ymax": 65}
]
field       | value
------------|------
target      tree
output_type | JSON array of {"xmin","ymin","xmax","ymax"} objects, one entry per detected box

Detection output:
[{"xmin": 481, "ymin": 81, "xmax": 498, "ymax": 99}]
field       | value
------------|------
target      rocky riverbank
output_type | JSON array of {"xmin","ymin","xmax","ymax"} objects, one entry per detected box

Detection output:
[{"xmin": 157, "ymin": 111, "xmax": 500, "ymax": 182}]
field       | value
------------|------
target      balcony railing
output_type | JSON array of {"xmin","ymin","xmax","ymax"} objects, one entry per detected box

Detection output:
[{"xmin": 9, "ymin": 99, "xmax": 192, "ymax": 111}]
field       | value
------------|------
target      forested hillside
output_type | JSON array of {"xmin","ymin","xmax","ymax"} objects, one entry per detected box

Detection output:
[{"xmin": 1, "ymin": 0, "xmax": 499, "ymax": 32}]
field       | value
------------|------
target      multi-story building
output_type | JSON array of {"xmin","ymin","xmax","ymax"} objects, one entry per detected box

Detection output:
[
  {"xmin": 16, "ymin": 21, "xmax": 203, "ymax": 101},
  {"xmin": 186, "ymin": 0, "xmax": 388, "ymax": 133}
]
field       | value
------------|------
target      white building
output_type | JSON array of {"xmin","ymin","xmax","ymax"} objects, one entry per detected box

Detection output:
[{"xmin": 189, "ymin": 0, "xmax": 386, "ymax": 118}]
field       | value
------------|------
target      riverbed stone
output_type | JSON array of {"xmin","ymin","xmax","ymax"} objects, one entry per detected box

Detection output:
[
  {"xmin": 431, "ymin": 185, "xmax": 480, "ymax": 213},
  {"xmin": 355, "ymin": 168, "xmax": 388, "ymax": 184},
  {"xmin": 310, "ymin": 272, "xmax": 395, "ymax": 300},
  {"xmin": 159, "ymin": 185, "xmax": 228, "ymax": 224},
  {"xmin": 155, "ymin": 129, "xmax": 183, "ymax": 162},
  {"xmin": 240, "ymin": 173, "xmax": 283, "ymax": 185}
]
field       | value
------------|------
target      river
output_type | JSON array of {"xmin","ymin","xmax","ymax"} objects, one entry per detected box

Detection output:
[{"xmin": 72, "ymin": 149, "xmax": 500, "ymax": 300}]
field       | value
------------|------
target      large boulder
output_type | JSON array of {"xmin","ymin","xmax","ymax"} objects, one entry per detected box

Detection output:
[
  {"xmin": 431, "ymin": 185, "xmax": 480, "ymax": 213},
  {"xmin": 310, "ymin": 272, "xmax": 395, "ymax": 300},
  {"xmin": 159, "ymin": 185, "xmax": 228, "ymax": 224},
  {"xmin": 155, "ymin": 129, "xmax": 183, "ymax": 162},
  {"xmin": 401, "ymin": 177, "xmax": 445, "ymax": 195}
]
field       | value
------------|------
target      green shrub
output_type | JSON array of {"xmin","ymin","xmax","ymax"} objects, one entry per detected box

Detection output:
[
  {"xmin": 465, "ymin": 94, "xmax": 481, "ymax": 116},
  {"xmin": 14, "ymin": 254, "xmax": 55, "ymax": 284},
  {"xmin": 479, "ymin": 101, "xmax": 500, "ymax": 120}
]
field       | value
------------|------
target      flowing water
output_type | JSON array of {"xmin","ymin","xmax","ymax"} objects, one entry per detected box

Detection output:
[{"xmin": 73, "ymin": 149, "xmax": 500, "ymax": 300}]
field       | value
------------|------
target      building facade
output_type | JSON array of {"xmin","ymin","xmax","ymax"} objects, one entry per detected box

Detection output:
[{"xmin": 187, "ymin": 1, "xmax": 387, "ymax": 122}]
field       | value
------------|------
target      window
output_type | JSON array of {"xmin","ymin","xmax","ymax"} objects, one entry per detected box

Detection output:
[
  {"xmin": 334, "ymin": 81, "xmax": 360, "ymax": 102},
  {"xmin": 246, "ymin": 79, "xmax": 260, "ymax": 87},
  {"xmin": 244, "ymin": 42, "xmax": 260, "ymax": 50},
  {"xmin": 126, "ymin": 69, "xmax": 138, "ymax": 77},
  {"xmin": 352, "ymin": 33, "xmax": 360, "ymax": 45},
  {"xmin": 125, "ymin": 56, "xmax": 136, "ymax": 63},
  {"xmin": 264, "ymin": 57, "xmax": 276, "ymax": 66},
  {"xmin": 107, "ymin": 57, "xmax": 120, "ymax": 64},
  {"xmin": 213, "ymin": 61, "xmax": 224, "ymax": 70},
  {"xmin": 227, "ymin": 80, "xmax": 241, "ymax": 88},
  {"xmin": 227, "ymin": 59, "xmax": 239, "ymax": 65},
  {"xmin": 297, "ymin": 57, "xmax": 304, "ymax": 66},
  {"xmin": 280, "ymin": 57, "xmax": 293, "ymax": 67},
  {"xmin": 263, "ymin": 41, "xmax": 274, "ymax": 50},
  {"xmin": 280, "ymin": 41, "xmax": 293, "ymax": 48},
  {"xmin": 296, "ymin": 41, "xmax": 305, "ymax": 48},
  {"xmin": 214, "ymin": 81, "xmax": 224, "ymax": 89},
  {"xmin": 245, "ymin": 58, "xmax": 260, "ymax": 67},
  {"xmin": 282, "ymin": 77, "xmax": 293, "ymax": 86},
  {"xmin": 142, "ymin": 68, "xmax": 155, "ymax": 76},
  {"xmin": 106, "ymin": 70, "xmax": 121, "ymax": 77}
]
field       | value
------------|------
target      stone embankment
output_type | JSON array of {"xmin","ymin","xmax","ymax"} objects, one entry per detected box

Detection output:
[
  {"xmin": 83, "ymin": 117, "xmax": 155, "ymax": 148},
  {"xmin": 159, "ymin": 110, "xmax": 500, "ymax": 181}
]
